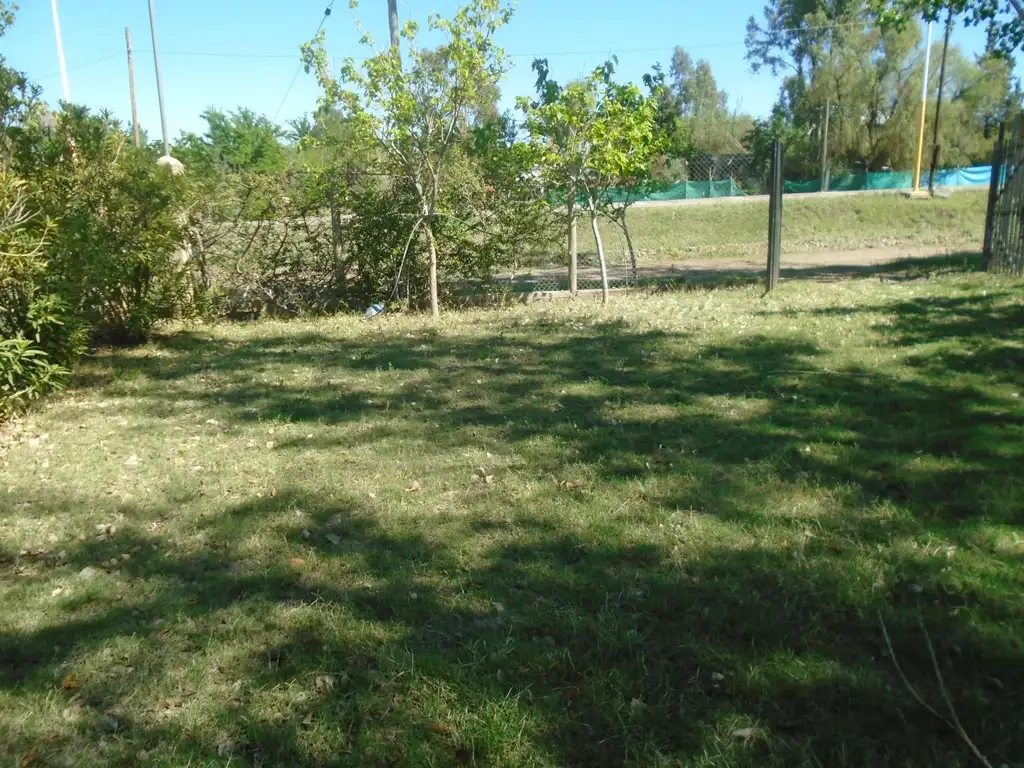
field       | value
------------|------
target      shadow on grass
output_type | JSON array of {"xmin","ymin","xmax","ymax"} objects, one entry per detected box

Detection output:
[
  {"xmin": 483, "ymin": 252, "xmax": 985, "ymax": 296},
  {"xmin": 3, "ymin": 263, "xmax": 1023, "ymax": 766}
]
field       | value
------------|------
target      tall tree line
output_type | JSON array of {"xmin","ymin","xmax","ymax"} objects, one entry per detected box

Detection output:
[{"xmin": 743, "ymin": 0, "xmax": 1022, "ymax": 180}]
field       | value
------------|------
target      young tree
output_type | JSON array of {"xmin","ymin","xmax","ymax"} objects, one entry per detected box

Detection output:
[
  {"xmin": 302, "ymin": 0, "xmax": 514, "ymax": 317},
  {"xmin": 519, "ymin": 60, "xmax": 660, "ymax": 303},
  {"xmin": 174, "ymin": 109, "xmax": 286, "ymax": 175}
]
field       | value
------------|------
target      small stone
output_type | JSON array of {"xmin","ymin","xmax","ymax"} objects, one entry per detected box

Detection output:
[
  {"xmin": 78, "ymin": 566, "xmax": 98, "ymax": 580},
  {"xmin": 124, "ymin": 455, "xmax": 138, "ymax": 467},
  {"xmin": 908, "ymin": 583, "xmax": 924, "ymax": 594},
  {"xmin": 300, "ymin": 529, "xmax": 312, "ymax": 540},
  {"xmin": 325, "ymin": 533, "xmax": 341, "ymax": 546},
  {"xmin": 711, "ymin": 672, "xmax": 725, "ymax": 682},
  {"xmin": 315, "ymin": 675, "xmax": 335, "ymax": 693}
]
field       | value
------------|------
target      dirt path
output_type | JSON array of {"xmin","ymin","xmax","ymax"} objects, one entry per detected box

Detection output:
[
  {"xmin": 639, "ymin": 244, "xmax": 969, "ymax": 277},
  {"xmin": 512, "ymin": 245, "xmax": 974, "ymax": 285}
]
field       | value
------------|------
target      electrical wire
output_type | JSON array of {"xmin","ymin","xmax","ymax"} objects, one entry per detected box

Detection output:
[
  {"xmin": 274, "ymin": 0, "xmax": 337, "ymax": 121},
  {"xmin": 35, "ymin": 51, "xmax": 123, "ymax": 82}
]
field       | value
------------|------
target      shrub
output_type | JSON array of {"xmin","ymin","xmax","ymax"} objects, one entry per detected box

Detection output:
[
  {"xmin": 13, "ymin": 106, "xmax": 187, "ymax": 344},
  {"xmin": 0, "ymin": 175, "xmax": 84, "ymax": 416}
]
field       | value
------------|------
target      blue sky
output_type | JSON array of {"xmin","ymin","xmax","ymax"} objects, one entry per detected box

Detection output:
[{"xmin": 0, "ymin": 0, "xmax": 998, "ymax": 142}]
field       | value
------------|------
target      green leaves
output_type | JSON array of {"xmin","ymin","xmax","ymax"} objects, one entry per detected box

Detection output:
[
  {"xmin": 302, "ymin": 0, "xmax": 518, "ymax": 314},
  {"xmin": 519, "ymin": 62, "xmax": 662, "ymax": 210}
]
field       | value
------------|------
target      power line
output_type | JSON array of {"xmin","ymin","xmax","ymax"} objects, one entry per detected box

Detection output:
[
  {"xmin": 162, "ymin": 50, "xmax": 299, "ymax": 60},
  {"xmin": 506, "ymin": 19, "xmax": 871, "ymax": 58},
  {"xmin": 274, "ymin": 0, "xmax": 337, "ymax": 121},
  {"xmin": 36, "ymin": 51, "xmax": 122, "ymax": 81}
]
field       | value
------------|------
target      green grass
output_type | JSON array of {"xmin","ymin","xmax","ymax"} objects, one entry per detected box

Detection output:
[
  {"xmin": 567, "ymin": 190, "xmax": 989, "ymax": 265},
  {"xmin": 2, "ymin": 253, "xmax": 1023, "ymax": 767}
]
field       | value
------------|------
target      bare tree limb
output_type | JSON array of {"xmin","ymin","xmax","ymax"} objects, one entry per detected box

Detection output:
[{"xmin": 878, "ymin": 612, "xmax": 995, "ymax": 768}]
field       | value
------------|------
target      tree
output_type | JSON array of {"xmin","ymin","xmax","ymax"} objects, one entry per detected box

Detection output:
[
  {"xmin": 302, "ymin": 0, "xmax": 514, "ymax": 317},
  {"xmin": 519, "ymin": 60, "xmax": 660, "ymax": 304},
  {"xmin": 174, "ymin": 108, "xmax": 286, "ymax": 175},
  {"xmin": 872, "ymin": 0, "xmax": 1024, "ymax": 54}
]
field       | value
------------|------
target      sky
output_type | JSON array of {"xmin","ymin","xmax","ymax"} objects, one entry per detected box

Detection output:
[{"xmin": 0, "ymin": 0, "xmax": 1000, "ymax": 143}]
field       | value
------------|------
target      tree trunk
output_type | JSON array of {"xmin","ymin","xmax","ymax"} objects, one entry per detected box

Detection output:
[
  {"xmin": 330, "ymin": 196, "xmax": 346, "ymax": 297},
  {"xmin": 425, "ymin": 221, "xmax": 440, "ymax": 318},
  {"xmin": 589, "ymin": 206, "xmax": 609, "ymax": 304},
  {"xmin": 567, "ymin": 186, "xmax": 578, "ymax": 296},
  {"xmin": 620, "ymin": 212, "xmax": 638, "ymax": 282}
]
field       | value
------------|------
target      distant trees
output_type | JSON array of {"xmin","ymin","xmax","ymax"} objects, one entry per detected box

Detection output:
[
  {"xmin": 745, "ymin": 0, "xmax": 1023, "ymax": 182},
  {"xmin": 643, "ymin": 49, "xmax": 753, "ymax": 182},
  {"xmin": 872, "ymin": 0, "xmax": 1024, "ymax": 54},
  {"xmin": 174, "ymin": 109, "xmax": 286, "ymax": 175}
]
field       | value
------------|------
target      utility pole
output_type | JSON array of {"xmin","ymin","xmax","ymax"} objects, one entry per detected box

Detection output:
[
  {"xmin": 125, "ymin": 28, "xmax": 141, "ymax": 148},
  {"xmin": 387, "ymin": 0, "xmax": 400, "ymax": 53},
  {"xmin": 148, "ymin": 0, "xmax": 171, "ymax": 158},
  {"xmin": 820, "ymin": 97, "xmax": 831, "ymax": 192},
  {"xmin": 928, "ymin": 12, "xmax": 953, "ymax": 196},
  {"xmin": 912, "ymin": 19, "xmax": 934, "ymax": 193},
  {"xmin": 50, "ymin": 0, "xmax": 71, "ymax": 103}
]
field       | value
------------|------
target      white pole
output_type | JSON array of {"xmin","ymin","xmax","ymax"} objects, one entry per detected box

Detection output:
[
  {"xmin": 50, "ymin": 0, "xmax": 70, "ymax": 103},
  {"xmin": 921, "ymin": 21, "xmax": 934, "ymax": 103},
  {"xmin": 148, "ymin": 0, "xmax": 171, "ymax": 157},
  {"xmin": 912, "ymin": 20, "xmax": 934, "ymax": 192}
]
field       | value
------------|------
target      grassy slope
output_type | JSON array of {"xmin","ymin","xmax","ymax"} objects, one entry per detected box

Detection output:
[
  {"xmin": 2, "ymin": 254, "xmax": 1023, "ymax": 767},
  {"xmin": 565, "ymin": 190, "xmax": 989, "ymax": 265}
]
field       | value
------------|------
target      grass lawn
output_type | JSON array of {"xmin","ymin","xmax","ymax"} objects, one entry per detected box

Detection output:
[
  {"xmin": 2, "ymin": 253, "xmax": 1023, "ymax": 767},
  {"xmin": 565, "ymin": 190, "xmax": 988, "ymax": 266}
]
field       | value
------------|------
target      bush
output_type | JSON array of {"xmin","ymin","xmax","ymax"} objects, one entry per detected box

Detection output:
[
  {"xmin": 0, "ymin": 337, "xmax": 70, "ymax": 417},
  {"xmin": 11, "ymin": 106, "xmax": 188, "ymax": 343},
  {"xmin": 0, "ymin": 175, "xmax": 85, "ymax": 416},
  {"xmin": 188, "ymin": 170, "xmax": 344, "ymax": 318}
]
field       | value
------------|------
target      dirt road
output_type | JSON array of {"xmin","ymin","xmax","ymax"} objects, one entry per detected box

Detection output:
[{"xmin": 510, "ymin": 245, "xmax": 974, "ymax": 287}]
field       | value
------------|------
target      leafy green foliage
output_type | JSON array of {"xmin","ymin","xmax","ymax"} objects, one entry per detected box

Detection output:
[
  {"xmin": 873, "ymin": 0, "xmax": 1024, "ymax": 54},
  {"xmin": 0, "ymin": 337, "xmax": 69, "ymax": 417},
  {"xmin": 746, "ymin": 0, "xmax": 1023, "ymax": 180},
  {"xmin": 12, "ymin": 106, "xmax": 187, "ymax": 344},
  {"xmin": 302, "ymin": 0, "xmax": 517, "ymax": 316},
  {"xmin": 174, "ymin": 108, "xmax": 286, "ymax": 175},
  {"xmin": 519, "ymin": 59, "xmax": 662, "ymax": 298},
  {"xmin": 0, "ymin": 175, "xmax": 82, "ymax": 416}
]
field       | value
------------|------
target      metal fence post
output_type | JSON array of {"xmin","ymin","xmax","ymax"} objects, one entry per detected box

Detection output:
[
  {"xmin": 766, "ymin": 139, "xmax": 784, "ymax": 291},
  {"xmin": 983, "ymin": 121, "xmax": 1005, "ymax": 271}
]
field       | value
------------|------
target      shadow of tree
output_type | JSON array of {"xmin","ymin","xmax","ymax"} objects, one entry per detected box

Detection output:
[{"xmin": 3, "ymin": 268, "xmax": 1023, "ymax": 766}]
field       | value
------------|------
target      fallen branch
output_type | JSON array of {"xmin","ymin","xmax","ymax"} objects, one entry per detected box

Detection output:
[{"xmin": 878, "ymin": 612, "xmax": 994, "ymax": 768}]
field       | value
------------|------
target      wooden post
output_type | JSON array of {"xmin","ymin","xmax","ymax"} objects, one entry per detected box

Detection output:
[
  {"xmin": 125, "ymin": 28, "xmax": 141, "ymax": 148},
  {"xmin": 766, "ymin": 139, "xmax": 784, "ymax": 291},
  {"xmin": 984, "ymin": 121, "xmax": 1006, "ymax": 271},
  {"xmin": 567, "ymin": 188, "xmax": 578, "ymax": 296},
  {"xmin": 928, "ymin": 12, "xmax": 953, "ymax": 196},
  {"xmin": 820, "ymin": 96, "xmax": 830, "ymax": 192}
]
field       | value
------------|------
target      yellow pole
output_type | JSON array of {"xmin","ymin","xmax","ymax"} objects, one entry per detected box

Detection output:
[{"xmin": 913, "ymin": 20, "xmax": 934, "ymax": 192}]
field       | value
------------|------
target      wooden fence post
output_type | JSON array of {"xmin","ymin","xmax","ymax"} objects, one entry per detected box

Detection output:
[
  {"xmin": 766, "ymin": 139, "xmax": 784, "ymax": 291},
  {"xmin": 983, "ymin": 121, "xmax": 1005, "ymax": 272}
]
